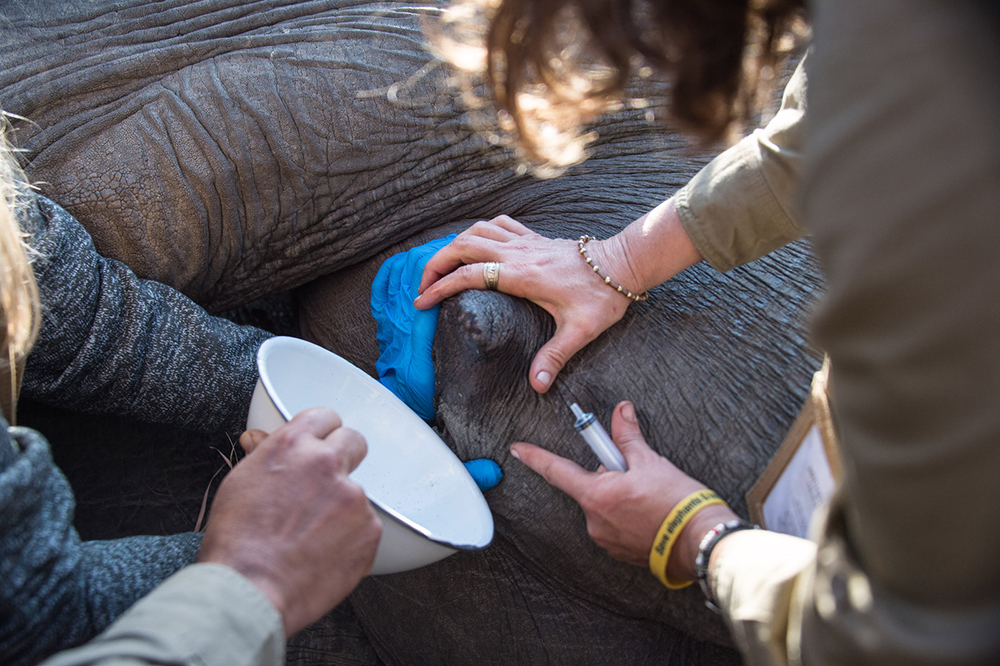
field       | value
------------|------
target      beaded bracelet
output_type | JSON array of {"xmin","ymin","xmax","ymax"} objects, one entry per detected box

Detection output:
[{"xmin": 577, "ymin": 235, "xmax": 649, "ymax": 302}]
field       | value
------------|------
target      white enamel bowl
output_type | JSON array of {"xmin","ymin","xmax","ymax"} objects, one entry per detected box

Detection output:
[{"xmin": 246, "ymin": 336, "xmax": 494, "ymax": 574}]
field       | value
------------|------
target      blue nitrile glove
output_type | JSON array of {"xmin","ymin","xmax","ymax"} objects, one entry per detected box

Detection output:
[
  {"xmin": 371, "ymin": 235, "xmax": 503, "ymax": 492},
  {"xmin": 463, "ymin": 459, "xmax": 504, "ymax": 492},
  {"xmin": 371, "ymin": 234, "xmax": 456, "ymax": 421}
]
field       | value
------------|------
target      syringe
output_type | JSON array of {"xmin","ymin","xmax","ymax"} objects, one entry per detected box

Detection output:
[{"xmin": 570, "ymin": 403, "xmax": 628, "ymax": 472}]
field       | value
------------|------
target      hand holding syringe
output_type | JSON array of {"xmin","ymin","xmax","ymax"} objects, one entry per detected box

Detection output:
[{"xmin": 570, "ymin": 403, "xmax": 628, "ymax": 472}]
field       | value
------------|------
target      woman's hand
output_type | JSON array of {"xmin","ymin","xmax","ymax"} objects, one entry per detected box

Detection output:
[
  {"xmin": 414, "ymin": 215, "xmax": 643, "ymax": 393},
  {"xmin": 414, "ymin": 199, "xmax": 702, "ymax": 393},
  {"xmin": 511, "ymin": 401, "xmax": 736, "ymax": 581}
]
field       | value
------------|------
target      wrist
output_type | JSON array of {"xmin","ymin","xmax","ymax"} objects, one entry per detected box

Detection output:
[
  {"xmin": 665, "ymin": 504, "xmax": 738, "ymax": 582},
  {"xmin": 695, "ymin": 518, "xmax": 760, "ymax": 612},
  {"xmin": 648, "ymin": 489, "xmax": 731, "ymax": 588},
  {"xmin": 199, "ymin": 548, "xmax": 293, "ymax": 636},
  {"xmin": 586, "ymin": 235, "xmax": 648, "ymax": 299},
  {"xmin": 620, "ymin": 197, "xmax": 703, "ymax": 290}
]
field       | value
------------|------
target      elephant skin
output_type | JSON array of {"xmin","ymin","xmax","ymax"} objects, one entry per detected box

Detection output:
[
  {"xmin": 0, "ymin": 0, "xmax": 681, "ymax": 312},
  {"xmin": 299, "ymin": 217, "xmax": 823, "ymax": 664}
]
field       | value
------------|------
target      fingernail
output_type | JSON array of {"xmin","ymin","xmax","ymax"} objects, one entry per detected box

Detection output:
[
  {"xmin": 510, "ymin": 447, "xmax": 521, "ymax": 460},
  {"xmin": 622, "ymin": 402, "xmax": 636, "ymax": 423},
  {"xmin": 536, "ymin": 370, "xmax": 551, "ymax": 389}
]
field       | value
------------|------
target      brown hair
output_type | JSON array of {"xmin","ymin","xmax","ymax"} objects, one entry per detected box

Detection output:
[{"xmin": 434, "ymin": 0, "xmax": 805, "ymax": 170}]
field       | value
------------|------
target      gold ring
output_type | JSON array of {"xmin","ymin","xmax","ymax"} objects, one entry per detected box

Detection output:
[{"xmin": 483, "ymin": 262, "xmax": 500, "ymax": 291}]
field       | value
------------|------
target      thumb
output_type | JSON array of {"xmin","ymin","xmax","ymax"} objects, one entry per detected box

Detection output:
[
  {"xmin": 529, "ymin": 325, "xmax": 592, "ymax": 393},
  {"xmin": 239, "ymin": 429, "xmax": 269, "ymax": 455},
  {"xmin": 609, "ymin": 401, "xmax": 655, "ymax": 465}
]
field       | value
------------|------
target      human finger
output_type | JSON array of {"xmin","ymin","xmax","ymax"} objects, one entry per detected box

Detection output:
[
  {"xmin": 466, "ymin": 218, "xmax": 520, "ymax": 243},
  {"xmin": 510, "ymin": 442, "xmax": 594, "ymax": 502},
  {"xmin": 528, "ymin": 323, "xmax": 599, "ymax": 393},
  {"xmin": 488, "ymin": 214, "xmax": 534, "ymax": 236},
  {"xmin": 239, "ymin": 429, "xmax": 268, "ymax": 454},
  {"xmin": 321, "ymin": 426, "xmax": 369, "ymax": 475},
  {"xmin": 609, "ymin": 401, "xmax": 658, "ymax": 466},
  {"xmin": 417, "ymin": 233, "xmax": 504, "ymax": 293},
  {"xmin": 263, "ymin": 408, "xmax": 345, "ymax": 451},
  {"xmin": 414, "ymin": 260, "xmax": 499, "ymax": 309}
]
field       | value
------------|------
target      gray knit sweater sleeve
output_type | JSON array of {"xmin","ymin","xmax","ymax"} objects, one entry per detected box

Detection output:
[
  {"xmin": 0, "ymin": 421, "xmax": 203, "ymax": 666},
  {"xmin": 20, "ymin": 194, "xmax": 272, "ymax": 433}
]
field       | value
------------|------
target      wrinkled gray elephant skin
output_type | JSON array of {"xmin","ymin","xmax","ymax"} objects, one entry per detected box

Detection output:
[
  {"xmin": 299, "ymin": 222, "xmax": 823, "ymax": 664},
  {"xmin": 1, "ymin": 0, "xmax": 681, "ymax": 312}
]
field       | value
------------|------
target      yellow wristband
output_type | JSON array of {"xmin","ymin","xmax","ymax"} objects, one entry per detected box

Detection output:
[{"xmin": 648, "ymin": 489, "xmax": 727, "ymax": 589}]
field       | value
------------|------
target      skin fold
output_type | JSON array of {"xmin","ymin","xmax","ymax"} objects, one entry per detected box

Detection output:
[{"xmin": 0, "ymin": 0, "xmax": 686, "ymax": 312}]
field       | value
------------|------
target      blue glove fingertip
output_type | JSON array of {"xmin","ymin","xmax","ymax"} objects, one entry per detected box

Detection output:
[{"xmin": 463, "ymin": 458, "xmax": 503, "ymax": 492}]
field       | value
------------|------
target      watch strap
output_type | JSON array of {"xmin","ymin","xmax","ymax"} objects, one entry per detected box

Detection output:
[{"xmin": 694, "ymin": 518, "xmax": 759, "ymax": 612}]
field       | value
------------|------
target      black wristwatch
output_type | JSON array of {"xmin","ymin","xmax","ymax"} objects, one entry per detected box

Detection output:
[{"xmin": 694, "ymin": 518, "xmax": 760, "ymax": 613}]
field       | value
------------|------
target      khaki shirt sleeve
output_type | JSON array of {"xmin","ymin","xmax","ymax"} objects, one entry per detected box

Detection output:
[
  {"xmin": 709, "ymin": 528, "xmax": 817, "ymax": 666},
  {"xmin": 40, "ymin": 564, "xmax": 284, "ymax": 666},
  {"xmin": 705, "ymin": 2, "xmax": 1000, "ymax": 663},
  {"xmin": 674, "ymin": 54, "xmax": 808, "ymax": 272},
  {"xmin": 711, "ymin": 500, "xmax": 1000, "ymax": 666}
]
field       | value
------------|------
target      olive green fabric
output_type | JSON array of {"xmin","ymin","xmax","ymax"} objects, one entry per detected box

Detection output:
[
  {"xmin": 700, "ymin": 1, "xmax": 1000, "ymax": 664},
  {"xmin": 39, "ymin": 564, "xmax": 284, "ymax": 666},
  {"xmin": 675, "ymin": 54, "xmax": 808, "ymax": 273}
]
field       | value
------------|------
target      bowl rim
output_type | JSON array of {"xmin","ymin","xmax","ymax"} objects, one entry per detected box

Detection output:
[{"xmin": 255, "ymin": 336, "xmax": 493, "ymax": 551}]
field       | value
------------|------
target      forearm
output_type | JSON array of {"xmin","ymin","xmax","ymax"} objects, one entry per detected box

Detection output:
[
  {"xmin": 594, "ymin": 55, "xmax": 808, "ymax": 294},
  {"xmin": 594, "ymin": 197, "xmax": 704, "ymax": 296},
  {"xmin": 39, "ymin": 564, "xmax": 284, "ymax": 666},
  {"xmin": 20, "ymin": 195, "xmax": 270, "ymax": 432}
]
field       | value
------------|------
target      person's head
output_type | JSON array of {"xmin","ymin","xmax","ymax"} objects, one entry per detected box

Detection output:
[
  {"xmin": 0, "ymin": 117, "xmax": 39, "ymax": 383},
  {"xmin": 435, "ymin": 0, "xmax": 805, "ymax": 169}
]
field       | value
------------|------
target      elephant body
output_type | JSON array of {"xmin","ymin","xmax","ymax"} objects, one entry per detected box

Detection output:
[
  {"xmin": 1, "ymin": 0, "xmax": 683, "ymax": 311},
  {"xmin": 1, "ymin": 1, "xmax": 821, "ymax": 663},
  {"xmin": 299, "ymin": 227, "xmax": 822, "ymax": 665}
]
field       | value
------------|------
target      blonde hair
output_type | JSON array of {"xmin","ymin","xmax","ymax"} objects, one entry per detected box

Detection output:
[{"xmin": 0, "ymin": 115, "xmax": 40, "ymax": 404}]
